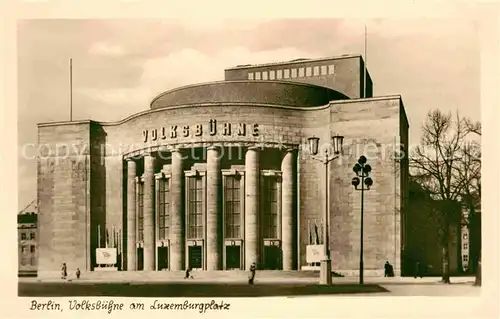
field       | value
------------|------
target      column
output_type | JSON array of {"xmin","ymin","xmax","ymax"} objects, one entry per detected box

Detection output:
[
  {"xmin": 206, "ymin": 146, "xmax": 221, "ymax": 270},
  {"xmin": 143, "ymin": 154, "xmax": 155, "ymax": 271},
  {"xmin": 126, "ymin": 159, "xmax": 137, "ymax": 271},
  {"xmin": 281, "ymin": 149, "xmax": 296, "ymax": 270},
  {"xmin": 245, "ymin": 146, "xmax": 260, "ymax": 270},
  {"xmin": 170, "ymin": 148, "xmax": 184, "ymax": 270}
]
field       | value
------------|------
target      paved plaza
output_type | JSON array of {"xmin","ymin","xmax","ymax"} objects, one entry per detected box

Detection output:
[{"xmin": 19, "ymin": 275, "xmax": 479, "ymax": 297}]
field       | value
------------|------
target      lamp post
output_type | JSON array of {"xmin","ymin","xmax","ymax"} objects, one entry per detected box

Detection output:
[
  {"xmin": 308, "ymin": 134, "xmax": 344, "ymax": 285},
  {"xmin": 351, "ymin": 155, "xmax": 373, "ymax": 285}
]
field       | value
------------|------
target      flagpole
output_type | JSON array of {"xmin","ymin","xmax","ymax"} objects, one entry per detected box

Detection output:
[
  {"xmin": 70, "ymin": 58, "xmax": 73, "ymax": 121},
  {"xmin": 364, "ymin": 25, "xmax": 367, "ymax": 98}
]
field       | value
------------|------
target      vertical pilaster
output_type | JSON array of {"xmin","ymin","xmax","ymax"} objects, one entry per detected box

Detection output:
[
  {"xmin": 170, "ymin": 149, "xmax": 184, "ymax": 270},
  {"xmin": 126, "ymin": 159, "xmax": 137, "ymax": 271},
  {"xmin": 245, "ymin": 146, "xmax": 260, "ymax": 270},
  {"xmin": 143, "ymin": 154, "xmax": 155, "ymax": 271},
  {"xmin": 206, "ymin": 146, "xmax": 221, "ymax": 270},
  {"xmin": 282, "ymin": 149, "xmax": 296, "ymax": 270}
]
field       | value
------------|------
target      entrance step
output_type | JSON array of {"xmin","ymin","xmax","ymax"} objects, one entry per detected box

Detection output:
[{"xmin": 77, "ymin": 270, "xmax": 320, "ymax": 281}]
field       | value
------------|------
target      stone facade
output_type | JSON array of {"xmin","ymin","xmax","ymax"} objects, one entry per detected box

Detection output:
[
  {"xmin": 18, "ymin": 212, "xmax": 38, "ymax": 275},
  {"xmin": 37, "ymin": 55, "xmax": 409, "ymax": 277}
]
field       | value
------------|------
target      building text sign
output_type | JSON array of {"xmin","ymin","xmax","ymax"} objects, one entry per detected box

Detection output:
[{"xmin": 143, "ymin": 119, "xmax": 259, "ymax": 143}]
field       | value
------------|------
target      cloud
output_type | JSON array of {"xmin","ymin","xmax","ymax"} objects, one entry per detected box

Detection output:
[
  {"xmin": 75, "ymin": 45, "xmax": 315, "ymax": 117},
  {"xmin": 140, "ymin": 46, "xmax": 315, "ymax": 91},
  {"xmin": 88, "ymin": 41, "xmax": 126, "ymax": 57}
]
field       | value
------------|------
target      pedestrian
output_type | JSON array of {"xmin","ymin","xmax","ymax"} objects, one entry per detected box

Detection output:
[
  {"xmin": 384, "ymin": 261, "xmax": 390, "ymax": 277},
  {"xmin": 76, "ymin": 268, "xmax": 81, "ymax": 279},
  {"xmin": 414, "ymin": 261, "xmax": 423, "ymax": 279},
  {"xmin": 248, "ymin": 262, "xmax": 256, "ymax": 284},
  {"xmin": 61, "ymin": 263, "xmax": 67, "ymax": 280},
  {"xmin": 388, "ymin": 263, "xmax": 394, "ymax": 277},
  {"xmin": 185, "ymin": 267, "xmax": 194, "ymax": 279}
]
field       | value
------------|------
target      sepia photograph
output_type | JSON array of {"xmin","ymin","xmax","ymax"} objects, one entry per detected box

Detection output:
[{"xmin": 14, "ymin": 14, "xmax": 485, "ymax": 305}]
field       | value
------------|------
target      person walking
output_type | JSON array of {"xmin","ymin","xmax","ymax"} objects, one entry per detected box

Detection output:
[
  {"xmin": 384, "ymin": 261, "xmax": 390, "ymax": 277},
  {"xmin": 414, "ymin": 261, "xmax": 423, "ymax": 278},
  {"xmin": 76, "ymin": 268, "xmax": 81, "ymax": 279},
  {"xmin": 61, "ymin": 263, "xmax": 67, "ymax": 280},
  {"xmin": 185, "ymin": 267, "xmax": 194, "ymax": 279},
  {"xmin": 248, "ymin": 262, "xmax": 257, "ymax": 284}
]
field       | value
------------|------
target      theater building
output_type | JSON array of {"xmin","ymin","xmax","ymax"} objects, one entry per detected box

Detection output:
[{"xmin": 37, "ymin": 54, "xmax": 409, "ymax": 276}]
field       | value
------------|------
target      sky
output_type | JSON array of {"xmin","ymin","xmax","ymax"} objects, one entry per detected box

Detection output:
[{"xmin": 17, "ymin": 18, "xmax": 481, "ymax": 211}]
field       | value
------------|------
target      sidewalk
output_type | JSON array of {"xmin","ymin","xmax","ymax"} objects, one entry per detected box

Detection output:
[{"xmin": 19, "ymin": 275, "xmax": 476, "ymax": 285}]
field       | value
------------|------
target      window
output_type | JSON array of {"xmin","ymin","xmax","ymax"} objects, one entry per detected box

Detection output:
[
  {"xmin": 269, "ymin": 70, "xmax": 275, "ymax": 80},
  {"xmin": 187, "ymin": 176, "xmax": 204, "ymax": 239},
  {"xmin": 328, "ymin": 64, "xmax": 335, "ymax": 75},
  {"xmin": 30, "ymin": 232, "xmax": 35, "ymax": 240},
  {"xmin": 321, "ymin": 65, "xmax": 327, "ymax": 75},
  {"xmin": 137, "ymin": 181, "xmax": 144, "ymax": 242},
  {"xmin": 255, "ymin": 72, "xmax": 261, "ymax": 80},
  {"xmin": 262, "ymin": 176, "xmax": 279, "ymax": 238},
  {"xmin": 463, "ymin": 243, "xmax": 468, "ymax": 250},
  {"xmin": 291, "ymin": 68, "xmax": 297, "ymax": 78},
  {"xmin": 313, "ymin": 66, "xmax": 320, "ymax": 76},
  {"xmin": 158, "ymin": 178, "xmax": 170, "ymax": 239},
  {"xmin": 463, "ymin": 255, "xmax": 469, "ymax": 262},
  {"xmin": 262, "ymin": 71, "xmax": 268, "ymax": 80},
  {"xmin": 248, "ymin": 72, "xmax": 254, "ymax": 80},
  {"xmin": 21, "ymin": 257, "xmax": 29, "ymax": 266},
  {"xmin": 276, "ymin": 69, "xmax": 283, "ymax": 79},
  {"xmin": 21, "ymin": 245, "xmax": 28, "ymax": 253},
  {"xmin": 30, "ymin": 245, "xmax": 36, "ymax": 253},
  {"xmin": 283, "ymin": 69, "xmax": 290, "ymax": 79},
  {"xmin": 224, "ymin": 175, "xmax": 241, "ymax": 238},
  {"xmin": 306, "ymin": 67, "xmax": 312, "ymax": 77},
  {"xmin": 298, "ymin": 68, "xmax": 305, "ymax": 77},
  {"xmin": 30, "ymin": 256, "xmax": 36, "ymax": 266},
  {"xmin": 21, "ymin": 233, "xmax": 26, "ymax": 240}
]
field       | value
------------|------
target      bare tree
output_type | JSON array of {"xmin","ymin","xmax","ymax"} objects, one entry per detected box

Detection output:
[{"xmin": 410, "ymin": 110, "xmax": 473, "ymax": 283}]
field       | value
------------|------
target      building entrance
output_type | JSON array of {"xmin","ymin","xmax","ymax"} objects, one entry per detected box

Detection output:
[
  {"xmin": 157, "ymin": 247, "xmax": 169, "ymax": 270},
  {"xmin": 137, "ymin": 247, "xmax": 144, "ymax": 271},
  {"xmin": 188, "ymin": 246, "xmax": 203, "ymax": 269},
  {"xmin": 263, "ymin": 245, "xmax": 282, "ymax": 270},
  {"xmin": 225, "ymin": 245, "xmax": 241, "ymax": 270}
]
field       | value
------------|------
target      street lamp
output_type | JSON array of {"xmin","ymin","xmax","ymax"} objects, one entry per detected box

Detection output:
[
  {"xmin": 308, "ymin": 134, "xmax": 344, "ymax": 285},
  {"xmin": 351, "ymin": 155, "xmax": 374, "ymax": 285}
]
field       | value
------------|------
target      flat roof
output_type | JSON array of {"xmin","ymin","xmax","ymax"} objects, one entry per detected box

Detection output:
[{"xmin": 225, "ymin": 54, "xmax": 362, "ymax": 71}]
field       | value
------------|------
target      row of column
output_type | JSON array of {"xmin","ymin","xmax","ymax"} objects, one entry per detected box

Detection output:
[{"xmin": 125, "ymin": 146, "xmax": 296, "ymax": 271}]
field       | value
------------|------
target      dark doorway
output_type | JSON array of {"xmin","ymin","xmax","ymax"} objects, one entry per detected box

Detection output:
[
  {"xmin": 188, "ymin": 246, "xmax": 203, "ymax": 269},
  {"xmin": 263, "ymin": 246, "xmax": 282, "ymax": 270},
  {"xmin": 137, "ymin": 248, "xmax": 144, "ymax": 271},
  {"xmin": 157, "ymin": 247, "xmax": 169, "ymax": 270},
  {"xmin": 226, "ymin": 246, "xmax": 241, "ymax": 270}
]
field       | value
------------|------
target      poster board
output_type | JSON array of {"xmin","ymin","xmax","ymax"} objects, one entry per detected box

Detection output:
[
  {"xmin": 96, "ymin": 248, "xmax": 117, "ymax": 265},
  {"xmin": 306, "ymin": 245, "xmax": 324, "ymax": 263}
]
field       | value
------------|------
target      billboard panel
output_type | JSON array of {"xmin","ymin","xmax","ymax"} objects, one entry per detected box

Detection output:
[{"xmin": 96, "ymin": 248, "xmax": 117, "ymax": 265}]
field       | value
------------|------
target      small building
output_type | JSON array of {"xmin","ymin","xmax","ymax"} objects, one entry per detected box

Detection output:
[
  {"xmin": 403, "ymin": 180, "xmax": 478, "ymax": 276},
  {"xmin": 18, "ymin": 211, "xmax": 38, "ymax": 276}
]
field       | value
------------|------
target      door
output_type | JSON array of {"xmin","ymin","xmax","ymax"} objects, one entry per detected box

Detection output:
[
  {"xmin": 226, "ymin": 246, "xmax": 241, "ymax": 270},
  {"xmin": 137, "ymin": 247, "xmax": 144, "ymax": 271},
  {"xmin": 157, "ymin": 247, "xmax": 169, "ymax": 270},
  {"xmin": 188, "ymin": 246, "xmax": 203, "ymax": 269},
  {"xmin": 263, "ymin": 246, "xmax": 282, "ymax": 270}
]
